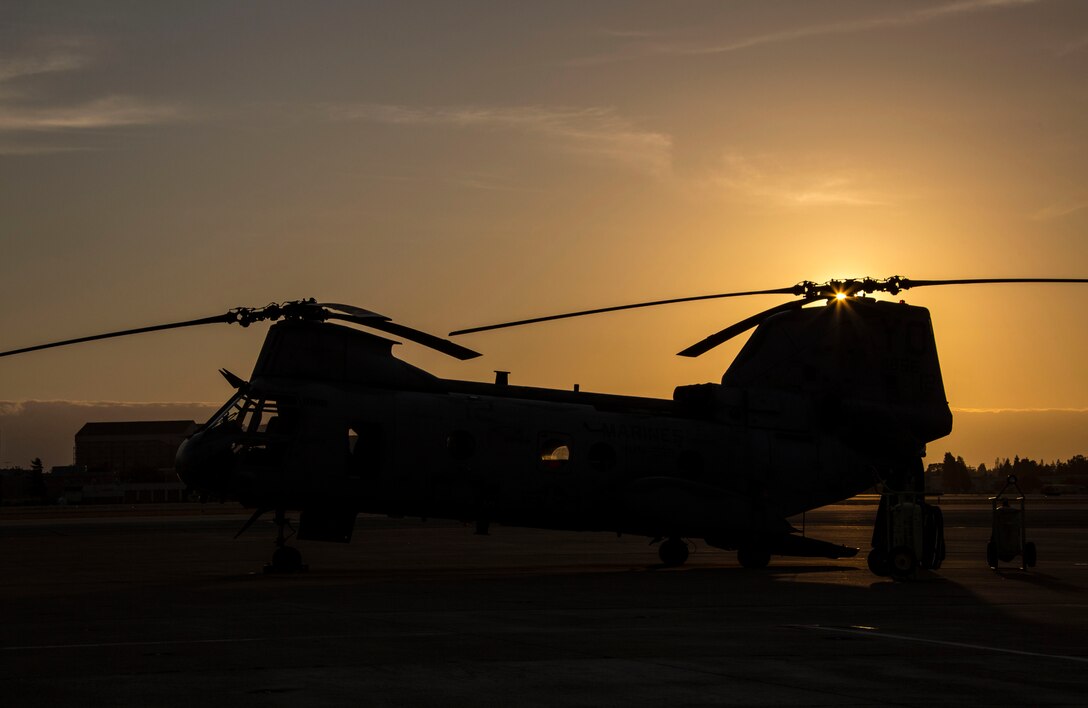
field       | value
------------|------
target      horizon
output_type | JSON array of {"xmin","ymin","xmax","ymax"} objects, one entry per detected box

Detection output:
[{"xmin": 2, "ymin": 399, "xmax": 1085, "ymax": 473}]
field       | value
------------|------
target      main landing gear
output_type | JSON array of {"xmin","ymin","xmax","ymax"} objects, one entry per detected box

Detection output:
[
  {"xmin": 657, "ymin": 537, "xmax": 690, "ymax": 566},
  {"xmin": 655, "ymin": 537, "xmax": 775, "ymax": 569},
  {"xmin": 265, "ymin": 509, "xmax": 307, "ymax": 574},
  {"xmin": 736, "ymin": 546, "xmax": 771, "ymax": 569}
]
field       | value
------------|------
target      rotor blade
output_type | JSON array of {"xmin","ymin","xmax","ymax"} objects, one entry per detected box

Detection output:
[
  {"xmin": 899, "ymin": 277, "xmax": 1088, "ymax": 290},
  {"xmin": 325, "ymin": 313, "xmax": 481, "ymax": 360},
  {"xmin": 318, "ymin": 302, "xmax": 390, "ymax": 320},
  {"xmin": 678, "ymin": 299, "xmax": 816, "ymax": 358},
  {"xmin": 0, "ymin": 312, "xmax": 238, "ymax": 359},
  {"xmin": 449, "ymin": 285, "xmax": 802, "ymax": 336}
]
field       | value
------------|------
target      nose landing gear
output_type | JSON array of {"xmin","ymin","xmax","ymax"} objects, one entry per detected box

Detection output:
[{"xmin": 264, "ymin": 509, "xmax": 307, "ymax": 574}]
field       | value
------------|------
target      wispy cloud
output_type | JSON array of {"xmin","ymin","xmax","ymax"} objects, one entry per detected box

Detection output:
[
  {"xmin": 0, "ymin": 38, "xmax": 92, "ymax": 84},
  {"xmin": 953, "ymin": 406, "xmax": 1088, "ymax": 413},
  {"xmin": 331, "ymin": 103, "xmax": 893, "ymax": 206},
  {"xmin": 708, "ymin": 152, "xmax": 892, "ymax": 207},
  {"xmin": 327, "ymin": 103, "xmax": 673, "ymax": 178},
  {"xmin": 0, "ymin": 401, "xmax": 27, "ymax": 416},
  {"xmin": 573, "ymin": 0, "xmax": 1041, "ymax": 64},
  {"xmin": 1031, "ymin": 199, "xmax": 1088, "ymax": 221},
  {"xmin": 0, "ymin": 95, "xmax": 187, "ymax": 131},
  {"xmin": 0, "ymin": 38, "xmax": 188, "ymax": 150}
]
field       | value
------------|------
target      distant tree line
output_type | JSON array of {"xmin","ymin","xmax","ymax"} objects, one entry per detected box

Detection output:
[{"xmin": 927, "ymin": 452, "xmax": 1088, "ymax": 493}]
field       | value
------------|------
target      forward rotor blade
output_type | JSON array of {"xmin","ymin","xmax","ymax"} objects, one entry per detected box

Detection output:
[
  {"xmin": 0, "ymin": 312, "xmax": 237, "ymax": 359},
  {"xmin": 899, "ymin": 277, "xmax": 1088, "ymax": 290},
  {"xmin": 326, "ymin": 313, "xmax": 481, "ymax": 360},
  {"xmin": 449, "ymin": 285, "xmax": 801, "ymax": 336},
  {"xmin": 678, "ymin": 298, "xmax": 816, "ymax": 358}
]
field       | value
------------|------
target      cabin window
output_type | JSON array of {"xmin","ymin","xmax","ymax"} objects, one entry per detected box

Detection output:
[{"xmin": 539, "ymin": 436, "xmax": 571, "ymax": 470}]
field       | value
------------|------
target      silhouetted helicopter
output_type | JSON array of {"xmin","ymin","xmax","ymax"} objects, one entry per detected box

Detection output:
[{"xmin": 3, "ymin": 276, "xmax": 1085, "ymax": 578}]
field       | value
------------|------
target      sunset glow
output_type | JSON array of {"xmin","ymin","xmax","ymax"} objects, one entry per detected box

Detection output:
[{"xmin": 1, "ymin": 1, "xmax": 1087, "ymax": 468}]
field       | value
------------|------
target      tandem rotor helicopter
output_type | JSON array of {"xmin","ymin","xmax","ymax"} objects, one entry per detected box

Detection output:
[{"xmin": 3, "ymin": 276, "xmax": 1086, "ymax": 578}]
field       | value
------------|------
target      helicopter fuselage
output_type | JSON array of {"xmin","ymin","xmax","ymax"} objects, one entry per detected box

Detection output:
[{"xmin": 177, "ymin": 299, "xmax": 949, "ymax": 554}]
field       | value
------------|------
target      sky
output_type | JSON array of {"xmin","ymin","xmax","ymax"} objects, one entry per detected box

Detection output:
[{"xmin": 1, "ymin": 1, "xmax": 1086, "ymax": 468}]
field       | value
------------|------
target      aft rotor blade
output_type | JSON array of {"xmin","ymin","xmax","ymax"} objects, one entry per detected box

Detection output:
[
  {"xmin": 318, "ymin": 302, "xmax": 390, "ymax": 320},
  {"xmin": 326, "ymin": 313, "xmax": 481, "ymax": 360},
  {"xmin": 678, "ymin": 298, "xmax": 816, "ymax": 358},
  {"xmin": 0, "ymin": 312, "xmax": 237, "ymax": 359},
  {"xmin": 449, "ymin": 285, "xmax": 801, "ymax": 336},
  {"xmin": 899, "ymin": 277, "xmax": 1088, "ymax": 290}
]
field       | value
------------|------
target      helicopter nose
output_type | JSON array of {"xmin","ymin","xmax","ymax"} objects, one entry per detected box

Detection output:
[{"xmin": 175, "ymin": 429, "xmax": 238, "ymax": 499}]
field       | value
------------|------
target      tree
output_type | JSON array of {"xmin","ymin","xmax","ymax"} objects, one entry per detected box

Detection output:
[{"xmin": 940, "ymin": 451, "xmax": 973, "ymax": 492}]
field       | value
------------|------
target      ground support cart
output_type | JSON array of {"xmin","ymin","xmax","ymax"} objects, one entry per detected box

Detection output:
[
  {"xmin": 988, "ymin": 475, "xmax": 1037, "ymax": 570},
  {"xmin": 868, "ymin": 488, "xmax": 945, "ymax": 581}
]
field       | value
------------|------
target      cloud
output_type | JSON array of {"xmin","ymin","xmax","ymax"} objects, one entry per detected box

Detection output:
[
  {"xmin": 952, "ymin": 406, "xmax": 1088, "ymax": 414},
  {"xmin": 573, "ymin": 0, "xmax": 1041, "ymax": 64},
  {"xmin": 0, "ymin": 401, "xmax": 28, "ymax": 415},
  {"xmin": 327, "ymin": 103, "xmax": 673, "ymax": 178},
  {"xmin": 0, "ymin": 39, "xmax": 92, "ymax": 84},
  {"xmin": 708, "ymin": 152, "xmax": 892, "ymax": 207},
  {"xmin": 0, "ymin": 94, "xmax": 187, "ymax": 132},
  {"xmin": 1031, "ymin": 200, "xmax": 1088, "ymax": 221},
  {"xmin": 331, "ymin": 104, "xmax": 895, "ymax": 206},
  {"xmin": 0, "ymin": 38, "xmax": 188, "ymax": 152}
]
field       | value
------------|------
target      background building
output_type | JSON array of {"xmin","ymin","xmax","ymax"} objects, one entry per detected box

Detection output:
[
  {"xmin": 75, "ymin": 421, "xmax": 197, "ymax": 478},
  {"xmin": 66, "ymin": 421, "xmax": 198, "ymax": 503}
]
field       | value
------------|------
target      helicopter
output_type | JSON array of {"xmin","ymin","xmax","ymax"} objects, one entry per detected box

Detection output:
[{"xmin": 3, "ymin": 276, "xmax": 1085, "ymax": 578}]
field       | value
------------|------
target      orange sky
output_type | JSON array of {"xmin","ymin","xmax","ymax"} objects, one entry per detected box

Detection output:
[{"xmin": 1, "ymin": 1, "xmax": 1086, "ymax": 464}]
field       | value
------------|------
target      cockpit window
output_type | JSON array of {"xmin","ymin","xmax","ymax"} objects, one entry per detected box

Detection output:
[
  {"xmin": 203, "ymin": 393, "xmax": 245, "ymax": 431},
  {"xmin": 206, "ymin": 395, "xmax": 289, "ymax": 435}
]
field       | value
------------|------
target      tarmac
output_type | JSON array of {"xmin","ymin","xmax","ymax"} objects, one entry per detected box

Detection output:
[{"xmin": 2, "ymin": 498, "xmax": 1086, "ymax": 707}]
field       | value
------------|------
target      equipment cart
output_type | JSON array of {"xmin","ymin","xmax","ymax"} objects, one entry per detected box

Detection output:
[
  {"xmin": 987, "ymin": 475, "xmax": 1037, "ymax": 570},
  {"xmin": 868, "ymin": 486, "xmax": 945, "ymax": 581}
]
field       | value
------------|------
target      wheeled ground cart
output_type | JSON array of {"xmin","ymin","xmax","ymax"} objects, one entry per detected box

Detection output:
[
  {"xmin": 987, "ymin": 475, "xmax": 1037, "ymax": 570},
  {"xmin": 868, "ymin": 487, "xmax": 945, "ymax": 581}
]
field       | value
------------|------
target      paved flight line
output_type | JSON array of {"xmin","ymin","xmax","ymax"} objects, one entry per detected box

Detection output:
[{"xmin": 790, "ymin": 624, "xmax": 1088, "ymax": 664}]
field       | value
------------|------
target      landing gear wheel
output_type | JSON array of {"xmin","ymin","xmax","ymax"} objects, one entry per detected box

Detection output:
[
  {"xmin": 267, "ymin": 545, "xmax": 305, "ymax": 573},
  {"xmin": 737, "ymin": 547, "xmax": 771, "ymax": 569},
  {"xmin": 263, "ymin": 509, "xmax": 308, "ymax": 574},
  {"xmin": 867, "ymin": 548, "xmax": 889, "ymax": 577},
  {"xmin": 1024, "ymin": 541, "xmax": 1037, "ymax": 568},
  {"xmin": 888, "ymin": 545, "xmax": 917, "ymax": 581},
  {"xmin": 658, "ymin": 537, "xmax": 689, "ymax": 567}
]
